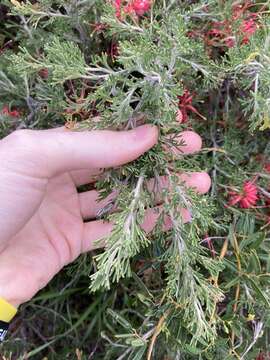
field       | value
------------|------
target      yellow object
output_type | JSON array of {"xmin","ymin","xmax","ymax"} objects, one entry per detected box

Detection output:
[
  {"xmin": 245, "ymin": 51, "xmax": 260, "ymax": 64},
  {"xmin": 10, "ymin": 0, "xmax": 22, "ymax": 7},
  {"xmin": 247, "ymin": 313, "xmax": 255, "ymax": 321},
  {"xmin": 259, "ymin": 114, "xmax": 270, "ymax": 131},
  {"xmin": 0, "ymin": 297, "xmax": 17, "ymax": 322}
]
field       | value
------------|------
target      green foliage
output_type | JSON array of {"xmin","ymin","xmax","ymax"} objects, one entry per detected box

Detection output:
[
  {"xmin": 1, "ymin": 0, "xmax": 270, "ymax": 359},
  {"xmin": 90, "ymin": 177, "xmax": 151, "ymax": 291}
]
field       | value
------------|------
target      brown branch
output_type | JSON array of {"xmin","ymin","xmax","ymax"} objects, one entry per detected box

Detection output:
[{"xmin": 147, "ymin": 309, "xmax": 170, "ymax": 360}]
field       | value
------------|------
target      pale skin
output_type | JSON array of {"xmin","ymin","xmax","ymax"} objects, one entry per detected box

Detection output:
[{"xmin": 0, "ymin": 124, "xmax": 211, "ymax": 308}]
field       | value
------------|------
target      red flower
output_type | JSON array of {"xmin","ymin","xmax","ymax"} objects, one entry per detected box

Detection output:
[
  {"xmin": 91, "ymin": 22, "xmax": 107, "ymax": 34},
  {"xmin": 177, "ymin": 89, "xmax": 205, "ymax": 123},
  {"xmin": 108, "ymin": 42, "xmax": 119, "ymax": 60},
  {"xmin": 1, "ymin": 105, "xmax": 20, "ymax": 118},
  {"xmin": 114, "ymin": 0, "xmax": 151, "ymax": 18},
  {"xmin": 130, "ymin": 0, "xmax": 151, "ymax": 16},
  {"xmin": 177, "ymin": 89, "xmax": 194, "ymax": 123},
  {"xmin": 228, "ymin": 181, "xmax": 258, "ymax": 208},
  {"xmin": 224, "ymin": 37, "xmax": 236, "ymax": 48},
  {"xmin": 207, "ymin": 20, "xmax": 234, "ymax": 47},
  {"xmin": 264, "ymin": 163, "xmax": 270, "ymax": 173},
  {"xmin": 256, "ymin": 352, "xmax": 266, "ymax": 360},
  {"xmin": 113, "ymin": 0, "xmax": 122, "ymax": 19},
  {"xmin": 38, "ymin": 68, "xmax": 49, "ymax": 79},
  {"xmin": 240, "ymin": 18, "xmax": 258, "ymax": 44},
  {"xmin": 186, "ymin": 30, "xmax": 198, "ymax": 39},
  {"xmin": 208, "ymin": 21, "xmax": 227, "ymax": 37},
  {"xmin": 205, "ymin": 3, "xmax": 258, "ymax": 49},
  {"xmin": 241, "ymin": 18, "xmax": 257, "ymax": 35}
]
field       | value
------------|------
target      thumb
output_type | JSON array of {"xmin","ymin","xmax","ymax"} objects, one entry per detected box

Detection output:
[{"xmin": 1, "ymin": 125, "xmax": 158, "ymax": 177}]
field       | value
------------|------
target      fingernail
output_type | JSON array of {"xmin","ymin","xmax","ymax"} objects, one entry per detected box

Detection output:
[
  {"xmin": 133, "ymin": 125, "xmax": 158, "ymax": 142},
  {"xmin": 172, "ymin": 131, "xmax": 202, "ymax": 155}
]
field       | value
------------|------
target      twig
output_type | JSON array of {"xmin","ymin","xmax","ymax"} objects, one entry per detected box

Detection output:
[
  {"xmin": 210, "ymin": 238, "xmax": 228, "ymax": 322},
  {"xmin": 147, "ymin": 309, "xmax": 171, "ymax": 360},
  {"xmin": 240, "ymin": 321, "xmax": 263, "ymax": 359},
  {"xmin": 231, "ymin": 233, "xmax": 242, "ymax": 347}
]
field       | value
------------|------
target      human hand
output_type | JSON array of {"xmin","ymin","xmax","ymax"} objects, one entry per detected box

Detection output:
[{"xmin": 0, "ymin": 125, "xmax": 210, "ymax": 307}]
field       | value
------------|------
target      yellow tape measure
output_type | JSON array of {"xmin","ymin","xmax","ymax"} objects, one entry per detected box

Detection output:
[{"xmin": 0, "ymin": 297, "xmax": 17, "ymax": 322}]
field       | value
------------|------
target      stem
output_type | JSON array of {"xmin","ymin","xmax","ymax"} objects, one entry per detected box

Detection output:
[
  {"xmin": 240, "ymin": 322, "xmax": 263, "ymax": 359},
  {"xmin": 124, "ymin": 174, "xmax": 145, "ymax": 234},
  {"xmin": 147, "ymin": 309, "xmax": 171, "ymax": 360},
  {"xmin": 231, "ymin": 233, "xmax": 242, "ymax": 347},
  {"xmin": 210, "ymin": 238, "xmax": 228, "ymax": 322}
]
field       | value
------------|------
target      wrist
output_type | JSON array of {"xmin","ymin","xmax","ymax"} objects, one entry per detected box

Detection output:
[
  {"xmin": 0, "ymin": 243, "xmax": 59, "ymax": 308},
  {"xmin": 0, "ymin": 260, "xmax": 41, "ymax": 308},
  {"xmin": 0, "ymin": 267, "xmax": 22, "ymax": 308}
]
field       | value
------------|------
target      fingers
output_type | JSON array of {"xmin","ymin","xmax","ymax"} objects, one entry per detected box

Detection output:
[
  {"xmin": 1, "ymin": 125, "xmax": 158, "ymax": 177},
  {"xmin": 79, "ymin": 172, "xmax": 210, "ymax": 220},
  {"xmin": 140, "ymin": 205, "xmax": 191, "ymax": 233},
  {"xmin": 78, "ymin": 128, "xmax": 205, "ymax": 252},
  {"xmin": 45, "ymin": 124, "xmax": 158, "ymax": 174},
  {"xmin": 42, "ymin": 126, "xmax": 66, "ymax": 132},
  {"xmin": 70, "ymin": 130, "xmax": 203, "ymax": 187},
  {"xmin": 179, "ymin": 172, "xmax": 211, "ymax": 194},
  {"xmin": 167, "ymin": 130, "xmax": 202, "ymax": 155},
  {"xmin": 79, "ymin": 190, "xmax": 118, "ymax": 220},
  {"xmin": 70, "ymin": 168, "xmax": 104, "ymax": 187},
  {"xmin": 146, "ymin": 172, "xmax": 211, "ymax": 203},
  {"xmin": 1, "ymin": 127, "xmax": 201, "ymax": 181},
  {"xmin": 82, "ymin": 220, "xmax": 114, "ymax": 251},
  {"xmin": 82, "ymin": 206, "xmax": 191, "ymax": 252}
]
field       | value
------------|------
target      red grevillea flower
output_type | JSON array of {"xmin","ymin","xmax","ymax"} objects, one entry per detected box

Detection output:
[
  {"xmin": 177, "ymin": 89, "xmax": 194, "ymax": 123},
  {"xmin": 228, "ymin": 181, "xmax": 258, "ymax": 208},
  {"xmin": 91, "ymin": 22, "xmax": 107, "ymax": 34},
  {"xmin": 207, "ymin": 20, "xmax": 235, "ymax": 47},
  {"xmin": 224, "ymin": 37, "xmax": 236, "ymax": 48},
  {"xmin": 241, "ymin": 18, "xmax": 257, "ymax": 35},
  {"xmin": 177, "ymin": 89, "xmax": 205, "ymax": 123},
  {"xmin": 256, "ymin": 352, "xmax": 267, "ymax": 360},
  {"xmin": 264, "ymin": 163, "xmax": 270, "ymax": 173},
  {"xmin": 113, "ymin": 0, "xmax": 122, "ymax": 19},
  {"xmin": 205, "ymin": 3, "xmax": 258, "ymax": 49},
  {"xmin": 130, "ymin": 0, "xmax": 151, "ymax": 16},
  {"xmin": 114, "ymin": 0, "xmax": 151, "ymax": 18},
  {"xmin": 38, "ymin": 68, "xmax": 49, "ymax": 79},
  {"xmin": 240, "ymin": 17, "xmax": 258, "ymax": 44},
  {"xmin": 1, "ymin": 105, "xmax": 20, "ymax": 117},
  {"xmin": 232, "ymin": 2, "xmax": 253, "ymax": 20},
  {"xmin": 108, "ymin": 42, "xmax": 119, "ymax": 60}
]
